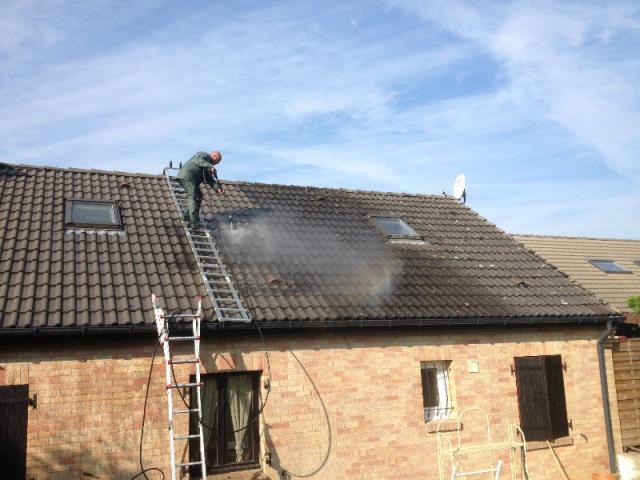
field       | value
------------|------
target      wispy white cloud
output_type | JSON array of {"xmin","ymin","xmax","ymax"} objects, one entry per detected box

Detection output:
[
  {"xmin": 1, "ymin": 0, "xmax": 639, "ymax": 238},
  {"xmin": 387, "ymin": 0, "xmax": 640, "ymax": 182}
]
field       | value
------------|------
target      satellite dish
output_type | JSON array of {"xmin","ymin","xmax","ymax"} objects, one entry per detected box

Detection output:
[{"xmin": 453, "ymin": 174, "xmax": 467, "ymax": 203}]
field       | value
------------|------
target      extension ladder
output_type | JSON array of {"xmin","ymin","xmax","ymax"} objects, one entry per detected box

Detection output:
[
  {"xmin": 153, "ymin": 165, "xmax": 253, "ymax": 479},
  {"xmin": 163, "ymin": 165, "xmax": 251, "ymax": 324},
  {"xmin": 152, "ymin": 294, "xmax": 207, "ymax": 480}
]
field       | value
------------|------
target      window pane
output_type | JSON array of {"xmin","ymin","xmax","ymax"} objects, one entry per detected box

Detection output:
[
  {"xmin": 421, "ymin": 361, "xmax": 452, "ymax": 422},
  {"xmin": 71, "ymin": 201, "xmax": 116, "ymax": 225},
  {"xmin": 371, "ymin": 217, "xmax": 418, "ymax": 237},
  {"xmin": 421, "ymin": 368, "xmax": 439, "ymax": 408},
  {"xmin": 590, "ymin": 260, "xmax": 630, "ymax": 273},
  {"xmin": 191, "ymin": 373, "xmax": 259, "ymax": 473}
]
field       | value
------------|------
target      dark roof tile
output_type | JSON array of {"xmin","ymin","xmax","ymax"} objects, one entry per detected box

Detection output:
[{"xmin": 0, "ymin": 164, "xmax": 616, "ymax": 332}]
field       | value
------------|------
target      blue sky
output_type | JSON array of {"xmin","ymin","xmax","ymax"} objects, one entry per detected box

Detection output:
[{"xmin": 1, "ymin": 0, "xmax": 639, "ymax": 238}]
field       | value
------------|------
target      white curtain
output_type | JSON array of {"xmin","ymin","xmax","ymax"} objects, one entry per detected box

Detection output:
[{"xmin": 227, "ymin": 375, "xmax": 253, "ymax": 462}]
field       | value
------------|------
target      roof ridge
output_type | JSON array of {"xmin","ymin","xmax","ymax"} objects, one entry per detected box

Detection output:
[
  {"xmin": 2, "ymin": 161, "xmax": 458, "ymax": 199},
  {"xmin": 1, "ymin": 162, "xmax": 163, "ymax": 179},
  {"xmin": 512, "ymin": 233, "xmax": 640, "ymax": 243},
  {"xmin": 226, "ymin": 179, "xmax": 454, "ymax": 200}
]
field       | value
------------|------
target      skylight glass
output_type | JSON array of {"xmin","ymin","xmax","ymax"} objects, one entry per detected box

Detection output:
[
  {"xmin": 590, "ymin": 260, "xmax": 631, "ymax": 273},
  {"xmin": 66, "ymin": 199, "xmax": 122, "ymax": 229},
  {"xmin": 370, "ymin": 216, "xmax": 419, "ymax": 238}
]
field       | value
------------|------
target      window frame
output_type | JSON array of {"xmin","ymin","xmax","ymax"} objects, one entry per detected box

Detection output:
[
  {"xmin": 189, "ymin": 371, "xmax": 261, "ymax": 475},
  {"xmin": 589, "ymin": 259, "xmax": 631, "ymax": 274},
  {"xmin": 369, "ymin": 216, "xmax": 423, "ymax": 242},
  {"xmin": 65, "ymin": 199, "xmax": 123, "ymax": 230},
  {"xmin": 420, "ymin": 360, "xmax": 454, "ymax": 422},
  {"xmin": 513, "ymin": 355, "xmax": 569, "ymax": 442}
]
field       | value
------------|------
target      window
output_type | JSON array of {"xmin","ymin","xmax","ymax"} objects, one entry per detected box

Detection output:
[
  {"xmin": 370, "ymin": 216, "xmax": 424, "ymax": 244},
  {"xmin": 189, "ymin": 372, "xmax": 260, "ymax": 474},
  {"xmin": 65, "ymin": 199, "xmax": 122, "ymax": 229},
  {"xmin": 420, "ymin": 361, "xmax": 453, "ymax": 422},
  {"xmin": 589, "ymin": 259, "xmax": 630, "ymax": 273},
  {"xmin": 513, "ymin": 355, "xmax": 569, "ymax": 442}
]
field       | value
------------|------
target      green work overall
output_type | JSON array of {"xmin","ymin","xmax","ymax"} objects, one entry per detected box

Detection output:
[{"xmin": 176, "ymin": 152, "xmax": 220, "ymax": 225}]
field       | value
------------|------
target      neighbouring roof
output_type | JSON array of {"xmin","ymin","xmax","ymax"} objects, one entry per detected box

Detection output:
[
  {"xmin": 513, "ymin": 235, "xmax": 640, "ymax": 313},
  {"xmin": 0, "ymin": 164, "xmax": 615, "ymax": 334}
]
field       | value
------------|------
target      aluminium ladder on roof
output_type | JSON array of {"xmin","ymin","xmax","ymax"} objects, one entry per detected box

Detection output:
[
  {"xmin": 163, "ymin": 165, "xmax": 251, "ymax": 324},
  {"xmin": 152, "ymin": 166, "xmax": 253, "ymax": 480},
  {"xmin": 152, "ymin": 294, "xmax": 207, "ymax": 480}
]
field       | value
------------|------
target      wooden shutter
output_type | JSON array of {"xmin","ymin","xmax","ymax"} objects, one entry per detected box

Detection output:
[
  {"xmin": 514, "ymin": 356, "xmax": 552, "ymax": 441},
  {"xmin": 545, "ymin": 355, "xmax": 569, "ymax": 439},
  {"xmin": 0, "ymin": 385, "xmax": 29, "ymax": 480},
  {"xmin": 514, "ymin": 355, "xmax": 569, "ymax": 442}
]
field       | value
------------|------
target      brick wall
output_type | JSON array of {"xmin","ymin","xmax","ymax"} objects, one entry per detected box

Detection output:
[{"xmin": 0, "ymin": 325, "xmax": 618, "ymax": 480}]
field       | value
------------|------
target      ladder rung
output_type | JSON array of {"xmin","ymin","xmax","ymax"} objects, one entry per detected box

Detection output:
[
  {"xmin": 220, "ymin": 318, "xmax": 251, "ymax": 323},
  {"xmin": 168, "ymin": 313, "xmax": 201, "ymax": 318},
  {"xmin": 174, "ymin": 408, "xmax": 200, "ymax": 414},
  {"xmin": 167, "ymin": 335, "xmax": 200, "ymax": 341},
  {"xmin": 205, "ymin": 273, "xmax": 228, "ymax": 278},
  {"xmin": 177, "ymin": 461, "xmax": 203, "ymax": 467},
  {"xmin": 167, "ymin": 382, "xmax": 202, "ymax": 389},
  {"xmin": 174, "ymin": 434, "xmax": 201, "ymax": 440},
  {"xmin": 167, "ymin": 358, "xmax": 199, "ymax": 365},
  {"xmin": 210, "ymin": 288, "xmax": 237, "ymax": 294},
  {"xmin": 217, "ymin": 307, "xmax": 242, "ymax": 311}
]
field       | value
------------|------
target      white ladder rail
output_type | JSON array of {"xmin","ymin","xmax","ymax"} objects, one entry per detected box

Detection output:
[
  {"xmin": 163, "ymin": 166, "xmax": 251, "ymax": 324},
  {"xmin": 152, "ymin": 294, "xmax": 207, "ymax": 480}
]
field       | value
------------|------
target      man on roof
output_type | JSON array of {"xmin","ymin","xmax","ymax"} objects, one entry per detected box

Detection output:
[{"xmin": 177, "ymin": 150, "xmax": 224, "ymax": 227}]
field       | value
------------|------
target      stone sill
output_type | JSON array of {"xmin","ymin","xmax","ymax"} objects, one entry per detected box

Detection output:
[
  {"xmin": 206, "ymin": 467, "xmax": 268, "ymax": 479},
  {"xmin": 426, "ymin": 419, "xmax": 461, "ymax": 433},
  {"xmin": 525, "ymin": 436, "xmax": 573, "ymax": 451}
]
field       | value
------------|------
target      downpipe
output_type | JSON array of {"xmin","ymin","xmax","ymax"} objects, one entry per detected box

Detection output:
[{"xmin": 598, "ymin": 319, "xmax": 617, "ymax": 474}]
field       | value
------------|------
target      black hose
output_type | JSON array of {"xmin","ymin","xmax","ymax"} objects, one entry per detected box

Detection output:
[{"xmin": 167, "ymin": 316, "xmax": 272, "ymax": 435}]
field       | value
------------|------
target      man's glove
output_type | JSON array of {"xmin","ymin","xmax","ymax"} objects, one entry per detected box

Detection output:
[{"xmin": 215, "ymin": 187, "xmax": 225, "ymax": 195}]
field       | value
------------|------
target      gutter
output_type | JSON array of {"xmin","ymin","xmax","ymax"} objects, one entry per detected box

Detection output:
[
  {"xmin": 0, "ymin": 315, "xmax": 622, "ymax": 337},
  {"xmin": 597, "ymin": 319, "xmax": 617, "ymax": 474}
]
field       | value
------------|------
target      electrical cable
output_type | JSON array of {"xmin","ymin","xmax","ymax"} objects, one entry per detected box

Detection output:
[{"xmin": 130, "ymin": 335, "xmax": 165, "ymax": 480}]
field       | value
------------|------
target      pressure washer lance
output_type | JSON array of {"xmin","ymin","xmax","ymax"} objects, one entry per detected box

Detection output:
[{"xmin": 204, "ymin": 166, "xmax": 225, "ymax": 195}]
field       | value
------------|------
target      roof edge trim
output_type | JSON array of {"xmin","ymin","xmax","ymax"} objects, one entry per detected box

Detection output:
[{"xmin": 0, "ymin": 315, "xmax": 623, "ymax": 337}]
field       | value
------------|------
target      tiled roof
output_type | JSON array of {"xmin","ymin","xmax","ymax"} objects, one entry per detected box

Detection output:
[
  {"xmin": 513, "ymin": 235, "xmax": 640, "ymax": 313},
  {"xmin": 0, "ymin": 164, "xmax": 615, "ymax": 333},
  {"xmin": 0, "ymin": 164, "xmax": 210, "ymax": 330}
]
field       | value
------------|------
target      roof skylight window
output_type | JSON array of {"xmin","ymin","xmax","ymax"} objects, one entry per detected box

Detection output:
[
  {"xmin": 589, "ymin": 259, "xmax": 631, "ymax": 273},
  {"xmin": 370, "ymin": 216, "xmax": 422, "ymax": 242},
  {"xmin": 65, "ymin": 199, "xmax": 122, "ymax": 230}
]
